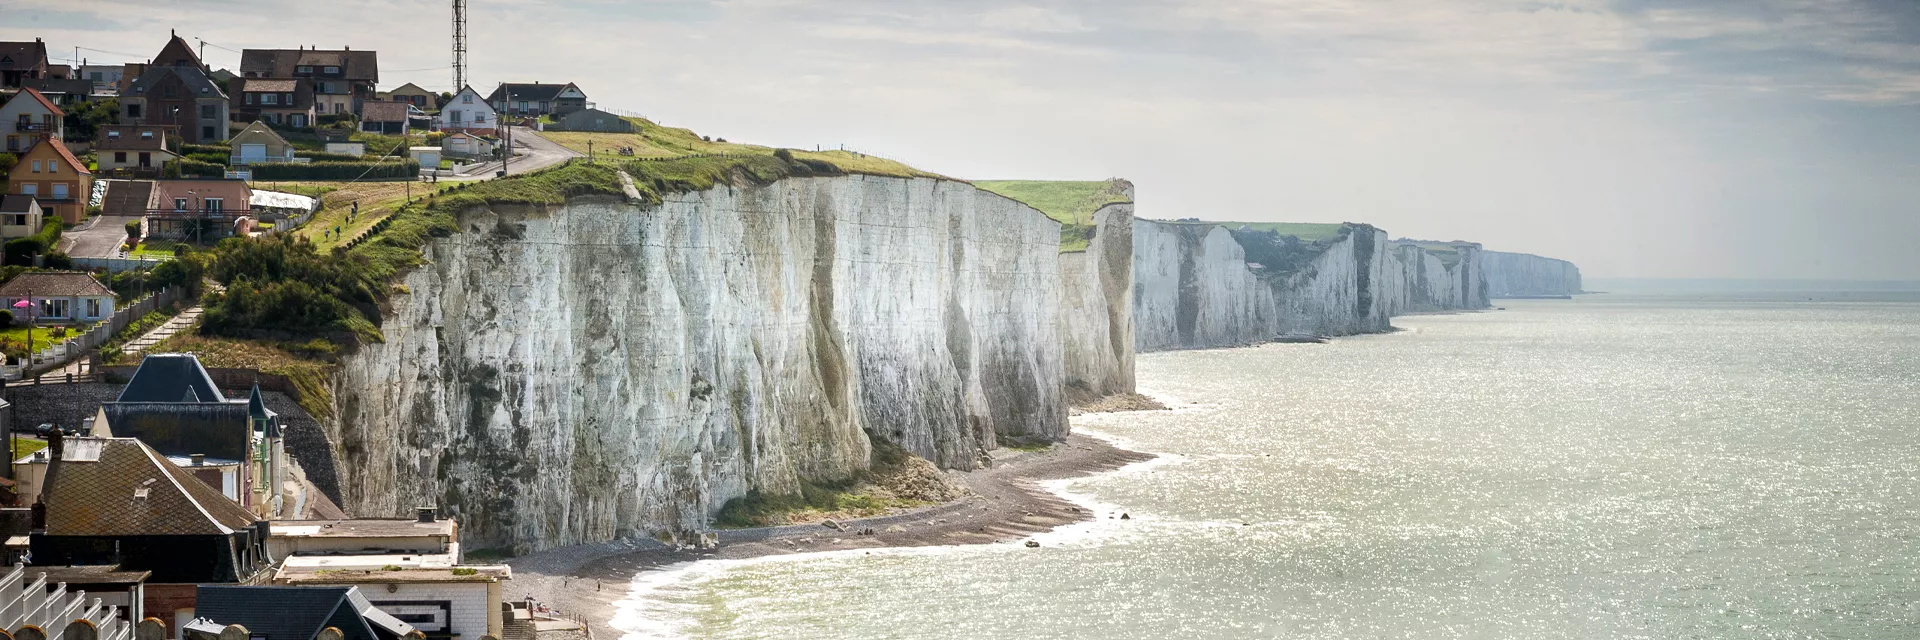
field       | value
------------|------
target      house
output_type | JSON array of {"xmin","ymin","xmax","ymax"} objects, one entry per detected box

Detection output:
[
  {"xmin": 6, "ymin": 138, "xmax": 92, "ymax": 224},
  {"xmin": 439, "ymin": 131, "xmax": 496, "ymax": 159},
  {"xmin": 192, "ymin": 586, "xmax": 417, "ymax": 640},
  {"xmin": 28, "ymin": 565, "xmax": 152, "ymax": 622},
  {"xmin": 268, "ymin": 511, "xmax": 509, "ymax": 640},
  {"xmin": 553, "ymin": 108, "xmax": 633, "ymax": 133},
  {"xmin": 0, "ymin": 39, "xmax": 50, "ymax": 89},
  {"xmin": 119, "ymin": 34, "xmax": 230, "ymax": 144},
  {"xmin": 486, "ymin": 82, "xmax": 587, "ymax": 118},
  {"xmin": 0, "ymin": 272, "xmax": 115, "ymax": 325},
  {"xmin": 27, "ymin": 434, "xmax": 272, "ymax": 638},
  {"xmin": 95, "ymin": 124, "xmax": 180, "ymax": 175},
  {"xmin": 436, "ymin": 85, "xmax": 496, "ymax": 136},
  {"xmin": 359, "ymin": 101, "xmax": 410, "ymax": 135},
  {"xmin": 99, "ymin": 354, "xmax": 285, "ymax": 517},
  {"xmin": 239, "ymin": 47, "xmax": 379, "ymax": 117},
  {"xmin": 0, "ymin": 87, "xmax": 64, "ymax": 153},
  {"xmin": 229, "ymin": 120, "xmax": 299, "ymax": 165},
  {"xmin": 141, "ymin": 179, "xmax": 255, "ymax": 240},
  {"xmin": 78, "ymin": 63, "xmax": 124, "ymax": 94},
  {"xmin": 0, "ymin": 194, "xmax": 41, "ymax": 238},
  {"xmin": 18, "ymin": 78, "xmax": 100, "ymax": 107},
  {"xmin": 384, "ymin": 82, "xmax": 435, "ymax": 109},
  {"xmin": 229, "ymin": 77, "xmax": 317, "ymax": 128}
]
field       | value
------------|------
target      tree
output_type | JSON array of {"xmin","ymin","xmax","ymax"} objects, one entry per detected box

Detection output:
[{"xmin": 61, "ymin": 98, "xmax": 120, "ymax": 142}]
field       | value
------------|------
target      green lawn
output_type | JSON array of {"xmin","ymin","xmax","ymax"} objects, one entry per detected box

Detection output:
[
  {"xmin": 1216, "ymin": 221, "xmax": 1347, "ymax": 241},
  {"xmin": 131, "ymin": 240, "xmax": 190, "ymax": 257},
  {"xmin": 10, "ymin": 437, "xmax": 46, "ymax": 459},
  {"xmin": 973, "ymin": 180, "xmax": 1132, "ymax": 252},
  {"xmin": 540, "ymin": 118, "xmax": 946, "ymax": 181},
  {"xmin": 0, "ymin": 323, "xmax": 88, "ymax": 354}
]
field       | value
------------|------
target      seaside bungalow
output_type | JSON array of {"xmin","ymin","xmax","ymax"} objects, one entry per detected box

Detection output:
[
  {"xmin": 6, "ymin": 138, "xmax": 92, "ymax": 224},
  {"xmin": 229, "ymin": 77, "xmax": 318, "ymax": 128},
  {"xmin": 384, "ymin": 82, "xmax": 436, "ymax": 109},
  {"xmin": 0, "ymin": 194, "xmax": 42, "ymax": 238},
  {"xmin": 239, "ymin": 47, "xmax": 380, "ymax": 117},
  {"xmin": 192, "ymin": 586, "xmax": 417, "ymax": 640},
  {"xmin": 437, "ymin": 86, "xmax": 496, "ymax": 136},
  {"xmin": 553, "ymin": 108, "xmax": 633, "ymax": 133},
  {"xmin": 486, "ymin": 82, "xmax": 587, "ymax": 118},
  {"xmin": 27, "ymin": 435, "xmax": 272, "ymax": 636},
  {"xmin": 139, "ymin": 179, "xmax": 256, "ymax": 240},
  {"xmin": 98, "ymin": 354, "xmax": 286, "ymax": 518},
  {"xmin": 0, "ymin": 272, "xmax": 115, "ymax": 325},
  {"xmin": 119, "ymin": 34, "xmax": 230, "ymax": 144},
  {"xmin": 440, "ymin": 131, "xmax": 496, "ymax": 160},
  {"xmin": 360, "ymin": 101, "xmax": 411, "ymax": 135},
  {"xmin": 229, "ymin": 120, "xmax": 300, "ymax": 165},
  {"xmin": 94, "ymin": 124, "xmax": 181, "ymax": 176},
  {"xmin": 266, "ymin": 511, "xmax": 511, "ymax": 640},
  {"xmin": 0, "ymin": 39, "xmax": 50, "ymax": 89},
  {"xmin": 0, "ymin": 87, "xmax": 64, "ymax": 153}
]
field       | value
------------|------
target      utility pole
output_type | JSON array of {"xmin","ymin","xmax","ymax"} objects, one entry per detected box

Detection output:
[{"xmin": 452, "ymin": 0, "xmax": 468, "ymax": 92}]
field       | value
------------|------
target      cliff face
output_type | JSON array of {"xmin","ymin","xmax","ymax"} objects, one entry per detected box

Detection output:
[
  {"xmin": 1132, "ymin": 223, "xmax": 1491, "ymax": 352},
  {"xmin": 329, "ymin": 176, "xmax": 1080, "ymax": 550},
  {"xmin": 1057, "ymin": 203, "xmax": 1136, "ymax": 401},
  {"xmin": 1484, "ymin": 250, "xmax": 1583, "ymax": 297}
]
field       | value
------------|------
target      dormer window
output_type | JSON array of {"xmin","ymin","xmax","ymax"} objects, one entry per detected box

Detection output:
[
  {"xmin": 141, "ymin": 131, "xmax": 153, "ymax": 139},
  {"xmin": 297, "ymin": 65, "xmax": 312, "ymax": 74},
  {"xmin": 323, "ymin": 66, "xmax": 339, "ymax": 74},
  {"xmin": 108, "ymin": 130, "xmax": 121, "ymax": 138}
]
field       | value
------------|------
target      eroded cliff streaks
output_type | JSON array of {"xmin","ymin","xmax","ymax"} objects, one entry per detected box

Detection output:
[
  {"xmin": 332, "ymin": 176, "xmax": 1087, "ymax": 550},
  {"xmin": 1058, "ymin": 203, "xmax": 1137, "ymax": 402},
  {"xmin": 1484, "ymin": 250, "xmax": 1583, "ymax": 297}
]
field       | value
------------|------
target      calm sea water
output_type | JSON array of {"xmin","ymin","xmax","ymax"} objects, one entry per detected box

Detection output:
[{"xmin": 616, "ymin": 293, "xmax": 1920, "ymax": 639}]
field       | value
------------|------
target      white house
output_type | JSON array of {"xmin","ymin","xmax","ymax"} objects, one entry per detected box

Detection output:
[
  {"xmin": 437, "ymin": 85, "xmax": 496, "ymax": 136},
  {"xmin": 0, "ymin": 271, "xmax": 115, "ymax": 325},
  {"xmin": 0, "ymin": 194, "xmax": 42, "ymax": 239},
  {"xmin": 0, "ymin": 87, "xmax": 64, "ymax": 154}
]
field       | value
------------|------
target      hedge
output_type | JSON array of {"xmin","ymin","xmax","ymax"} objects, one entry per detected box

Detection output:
[
  {"xmin": 4, "ymin": 220, "xmax": 64, "ymax": 266},
  {"xmin": 185, "ymin": 151, "xmax": 230, "ymax": 165},
  {"xmin": 246, "ymin": 160, "xmax": 420, "ymax": 180},
  {"xmin": 169, "ymin": 159, "xmax": 227, "ymax": 178},
  {"xmin": 297, "ymin": 151, "xmax": 370, "ymax": 163},
  {"xmin": 180, "ymin": 143, "xmax": 229, "ymax": 156}
]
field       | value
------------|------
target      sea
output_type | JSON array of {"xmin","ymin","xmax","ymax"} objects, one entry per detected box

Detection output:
[{"xmin": 613, "ymin": 289, "xmax": 1920, "ymax": 639}]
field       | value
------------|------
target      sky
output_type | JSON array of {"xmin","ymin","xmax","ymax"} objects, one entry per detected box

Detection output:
[{"xmin": 4, "ymin": 0, "xmax": 1918, "ymax": 279}]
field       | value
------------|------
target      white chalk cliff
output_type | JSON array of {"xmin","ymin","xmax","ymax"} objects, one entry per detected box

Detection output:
[{"xmin": 1483, "ymin": 250, "xmax": 1583, "ymax": 297}]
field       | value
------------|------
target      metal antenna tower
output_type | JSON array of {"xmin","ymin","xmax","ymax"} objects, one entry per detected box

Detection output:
[{"xmin": 452, "ymin": 0, "xmax": 468, "ymax": 91}]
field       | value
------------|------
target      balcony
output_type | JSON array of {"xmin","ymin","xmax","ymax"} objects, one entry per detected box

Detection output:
[{"xmin": 14, "ymin": 122, "xmax": 56, "ymax": 133}]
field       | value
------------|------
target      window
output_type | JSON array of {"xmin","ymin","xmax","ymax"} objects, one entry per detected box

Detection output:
[
  {"xmin": 141, "ymin": 131, "xmax": 153, "ymax": 139},
  {"xmin": 107, "ymin": 130, "xmax": 121, "ymax": 138},
  {"xmin": 202, "ymin": 126, "xmax": 215, "ymax": 140},
  {"xmin": 174, "ymin": 198, "xmax": 188, "ymax": 210},
  {"xmin": 40, "ymin": 298, "xmax": 69, "ymax": 319},
  {"xmin": 473, "ymin": 113, "xmax": 485, "ymax": 124},
  {"xmin": 30, "ymin": 160, "xmax": 40, "ymax": 173},
  {"xmin": 19, "ymin": 184, "xmax": 33, "ymax": 196},
  {"xmin": 324, "ymin": 66, "xmax": 339, "ymax": 74},
  {"xmin": 46, "ymin": 161, "xmax": 55, "ymax": 174},
  {"xmin": 14, "ymin": 115, "xmax": 27, "ymax": 127},
  {"xmin": 204, "ymin": 198, "xmax": 223, "ymax": 212},
  {"xmin": 539, "ymin": 101, "xmax": 549, "ymax": 111},
  {"xmin": 263, "ymin": 93, "xmax": 278, "ymax": 105},
  {"xmin": 126, "ymin": 103, "xmax": 141, "ymax": 118},
  {"xmin": 449, "ymin": 110, "xmax": 463, "ymax": 123},
  {"xmin": 246, "ymin": 93, "xmax": 255, "ymax": 105},
  {"xmin": 517, "ymin": 100, "xmax": 527, "ymax": 111},
  {"xmin": 297, "ymin": 65, "xmax": 312, "ymax": 74},
  {"xmin": 285, "ymin": 93, "xmax": 293, "ymax": 105},
  {"xmin": 163, "ymin": 85, "xmax": 177, "ymax": 98},
  {"xmin": 138, "ymin": 152, "xmax": 151, "ymax": 166},
  {"xmin": 201, "ymin": 104, "xmax": 216, "ymax": 119},
  {"xmin": 461, "ymin": 93, "xmax": 472, "ymax": 104},
  {"xmin": 51, "ymin": 184, "xmax": 66, "ymax": 200},
  {"xmin": 114, "ymin": 152, "xmax": 127, "ymax": 163},
  {"xmin": 88, "ymin": 71, "xmax": 102, "ymax": 81},
  {"xmin": 85, "ymin": 298, "xmax": 100, "ymax": 318}
]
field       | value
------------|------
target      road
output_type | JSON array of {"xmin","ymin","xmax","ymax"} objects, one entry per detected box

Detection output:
[
  {"xmin": 63, "ymin": 215, "xmax": 142, "ymax": 259},
  {"xmin": 446, "ymin": 126, "xmax": 582, "ymax": 179}
]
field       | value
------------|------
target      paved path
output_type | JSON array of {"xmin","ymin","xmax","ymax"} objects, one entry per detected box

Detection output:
[
  {"xmin": 64, "ymin": 216, "xmax": 140, "ymax": 259},
  {"xmin": 122, "ymin": 304, "xmax": 202, "ymax": 357},
  {"xmin": 448, "ymin": 127, "xmax": 582, "ymax": 179}
]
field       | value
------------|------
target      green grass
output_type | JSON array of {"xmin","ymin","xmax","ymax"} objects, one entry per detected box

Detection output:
[
  {"xmin": 1214, "ymin": 221, "xmax": 1346, "ymax": 242},
  {"xmin": 973, "ymin": 180, "xmax": 1132, "ymax": 252},
  {"xmin": 0, "ymin": 324, "xmax": 86, "ymax": 352},
  {"xmin": 131, "ymin": 240, "xmax": 191, "ymax": 257},
  {"xmin": 10, "ymin": 437, "xmax": 45, "ymax": 459},
  {"xmin": 541, "ymin": 117, "xmax": 945, "ymax": 181}
]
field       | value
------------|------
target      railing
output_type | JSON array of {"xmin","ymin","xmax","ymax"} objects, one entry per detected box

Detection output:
[
  {"xmin": 0, "ymin": 562, "xmax": 136, "ymax": 640},
  {"xmin": 15, "ymin": 122, "xmax": 55, "ymax": 132},
  {"xmin": 2, "ymin": 286, "xmax": 179, "ymax": 381}
]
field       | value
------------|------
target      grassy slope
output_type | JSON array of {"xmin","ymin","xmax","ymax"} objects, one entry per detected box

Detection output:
[
  {"xmin": 973, "ymin": 180, "xmax": 1132, "ymax": 252},
  {"xmin": 543, "ymin": 117, "xmax": 945, "ymax": 180},
  {"xmin": 1216, "ymin": 221, "xmax": 1346, "ymax": 241}
]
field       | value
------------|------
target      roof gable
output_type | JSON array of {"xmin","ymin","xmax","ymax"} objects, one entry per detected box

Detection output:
[
  {"xmin": 42, "ymin": 438, "xmax": 258, "ymax": 537},
  {"xmin": 0, "ymin": 272, "xmax": 113, "ymax": 298},
  {"xmin": 231, "ymin": 121, "xmax": 292, "ymax": 147},
  {"xmin": 117, "ymin": 353, "xmax": 227, "ymax": 403},
  {"xmin": 1, "ymin": 87, "xmax": 64, "ymax": 118},
  {"xmin": 16, "ymin": 139, "xmax": 91, "ymax": 176},
  {"xmin": 154, "ymin": 35, "xmax": 205, "ymax": 71}
]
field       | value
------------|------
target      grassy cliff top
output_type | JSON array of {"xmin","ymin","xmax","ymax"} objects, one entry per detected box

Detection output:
[
  {"xmin": 1214, "ymin": 221, "xmax": 1346, "ymax": 242},
  {"xmin": 543, "ymin": 118, "xmax": 946, "ymax": 180},
  {"xmin": 973, "ymin": 180, "xmax": 1132, "ymax": 252}
]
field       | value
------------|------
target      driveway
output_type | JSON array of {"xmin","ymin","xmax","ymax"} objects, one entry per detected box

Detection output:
[
  {"xmin": 64, "ymin": 215, "xmax": 140, "ymax": 258},
  {"xmin": 448, "ymin": 126, "xmax": 582, "ymax": 179}
]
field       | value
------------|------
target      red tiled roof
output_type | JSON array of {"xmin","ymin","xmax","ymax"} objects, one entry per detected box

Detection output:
[{"xmin": 27, "ymin": 138, "xmax": 91, "ymax": 175}]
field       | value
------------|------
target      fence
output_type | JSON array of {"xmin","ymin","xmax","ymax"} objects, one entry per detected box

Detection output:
[
  {"xmin": 70, "ymin": 256, "xmax": 170, "ymax": 273},
  {"xmin": 0, "ymin": 564, "xmax": 135, "ymax": 640},
  {"xmin": 1, "ymin": 286, "xmax": 182, "ymax": 381}
]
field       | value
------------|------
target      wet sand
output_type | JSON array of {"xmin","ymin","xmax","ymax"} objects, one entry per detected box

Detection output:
[{"xmin": 506, "ymin": 434, "xmax": 1154, "ymax": 638}]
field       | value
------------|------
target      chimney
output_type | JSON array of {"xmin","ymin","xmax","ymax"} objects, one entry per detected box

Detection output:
[
  {"xmin": 416, "ymin": 507, "xmax": 437, "ymax": 523},
  {"xmin": 191, "ymin": 453, "xmax": 206, "ymax": 466}
]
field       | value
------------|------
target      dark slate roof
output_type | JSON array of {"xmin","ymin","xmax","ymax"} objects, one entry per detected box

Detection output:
[
  {"xmin": 239, "ymin": 49, "xmax": 379, "ymax": 83},
  {"xmin": 42, "ymin": 438, "xmax": 259, "ymax": 536},
  {"xmin": 0, "ymin": 41, "xmax": 48, "ymax": 71},
  {"xmin": 0, "ymin": 194, "xmax": 37, "ymax": 214},
  {"xmin": 20, "ymin": 78, "xmax": 94, "ymax": 97},
  {"xmin": 0, "ymin": 272, "xmax": 114, "ymax": 298},
  {"xmin": 125, "ymin": 65, "xmax": 227, "ymax": 100},
  {"xmin": 486, "ymin": 82, "xmax": 577, "ymax": 102},
  {"xmin": 30, "ymin": 564, "xmax": 153, "ymax": 586},
  {"xmin": 195, "ymin": 586, "xmax": 415, "ymax": 640},
  {"xmin": 96, "ymin": 125, "xmax": 177, "ymax": 152},
  {"xmin": 117, "ymin": 353, "xmax": 226, "ymax": 403},
  {"xmin": 359, "ymin": 101, "xmax": 407, "ymax": 123}
]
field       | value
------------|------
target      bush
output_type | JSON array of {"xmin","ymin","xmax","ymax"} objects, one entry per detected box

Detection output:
[
  {"xmin": 773, "ymin": 148, "xmax": 793, "ymax": 162},
  {"xmin": 0, "ymin": 310, "xmax": 12, "ymax": 326},
  {"xmin": 0, "ymin": 154, "xmax": 13, "ymax": 180},
  {"xmin": 246, "ymin": 160, "xmax": 419, "ymax": 180},
  {"xmin": 4, "ymin": 220, "xmax": 64, "ymax": 266},
  {"xmin": 180, "ymin": 143, "xmax": 229, "ymax": 156},
  {"xmin": 42, "ymin": 253, "xmax": 72, "ymax": 270},
  {"xmin": 170, "ymin": 158, "xmax": 226, "ymax": 178},
  {"xmin": 151, "ymin": 251, "xmax": 208, "ymax": 292},
  {"xmin": 125, "ymin": 220, "xmax": 142, "ymax": 239},
  {"xmin": 184, "ymin": 152, "xmax": 230, "ymax": 165},
  {"xmin": 295, "ymin": 151, "xmax": 367, "ymax": 163}
]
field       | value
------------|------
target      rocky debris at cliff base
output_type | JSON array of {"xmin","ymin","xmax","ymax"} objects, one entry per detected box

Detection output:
[{"xmin": 1071, "ymin": 393, "xmax": 1171, "ymax": 415}]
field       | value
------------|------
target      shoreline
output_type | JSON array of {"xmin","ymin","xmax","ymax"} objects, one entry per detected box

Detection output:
[{"xmin": 505, "ymin": 432, "xmax": 1157, "ymax": 639}]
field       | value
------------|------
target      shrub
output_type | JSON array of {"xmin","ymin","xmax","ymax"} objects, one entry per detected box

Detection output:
[
  {"xmin": 246, "ymin": 160, "xmax": 419, "ymax": 180},
  {"xmin": 773, "ymin": 148, "xmax": 793, "ymax": 163},
  {"xmin": 171, "ymin": 158, "xmax": 226, "ymax": 178},
  {"xmin": 184, "ymin": 152, "xmax": 230, "ymax": 165},
  {"xmin": 0, "ymin": 154, "xmax": 13, "ymax": 180},
  {"xmin": 42, "ymin": 253, "xmax": 72, "ymax": 270},
  {"xmin": 4, "ymin": 220, "xmax": 64, "ymax": 266},
  {"xmin": 295, "ymin": 151, "xmax": 367, "ymax": 163},
  {"xmin": 180, "ymin": 143, "xmax": 229, "ymax": 156},
  {"xmin": 125, "ymin": 220, "xmax": 141, "ymax": 239},
  {"xmin": 0, "ymin": 310, "xmax": 12, "ymax": 326}
]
